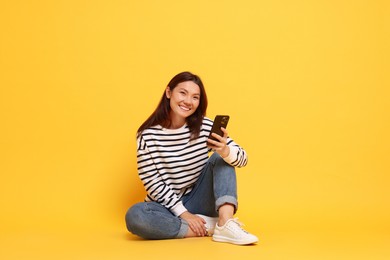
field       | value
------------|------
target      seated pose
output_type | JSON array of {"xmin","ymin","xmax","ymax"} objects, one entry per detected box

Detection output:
[{"xmin": 125, "ymin": 71, "xmax": 258, "ymax": 245}]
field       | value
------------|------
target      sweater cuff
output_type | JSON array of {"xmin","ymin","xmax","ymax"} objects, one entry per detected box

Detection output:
[
  {"xmin": 171, "ymin": 201, "xmax": 187, "ymax": 216},
  {"xmin": 222, "ymin": 145, "xmax": 239, "ymax": 164}
]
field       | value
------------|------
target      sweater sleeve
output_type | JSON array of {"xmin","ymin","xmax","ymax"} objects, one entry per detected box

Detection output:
[
  {"xmin": 137, "ymin": 135, "xmax": 187, "ymax": 216},
  {"xmin": 204, "ymin": 117, "xmax": 248, "ymax": 167},
  {"xmin": 221, "ymin": 138, "xmax": 248, "ymax": 167}
]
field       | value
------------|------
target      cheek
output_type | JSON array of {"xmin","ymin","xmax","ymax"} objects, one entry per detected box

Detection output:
[
  {"xmin": 193, "ymin": 100, "xmax": 200, "ymax": 109},
  {"xmin": 169, "ymin": 95, "xmax": 177, "ymax": 105}
]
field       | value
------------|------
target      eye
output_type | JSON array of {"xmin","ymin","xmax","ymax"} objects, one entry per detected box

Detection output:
[{"xmin": 193, "ymin": 96, "xmax": 200, "ymax": 100}]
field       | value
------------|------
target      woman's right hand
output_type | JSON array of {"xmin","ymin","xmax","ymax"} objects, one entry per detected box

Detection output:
[{"xmin": 180, "ymin": 211, "xmax": 207, "ymax": 237}]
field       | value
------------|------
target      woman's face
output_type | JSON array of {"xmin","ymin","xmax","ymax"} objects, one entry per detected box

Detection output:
[{"xmin": 166, "ymin": 81, "xmax": 200, "ymax": 127}]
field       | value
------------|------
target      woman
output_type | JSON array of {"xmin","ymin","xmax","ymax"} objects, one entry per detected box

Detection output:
[{"xmin": 125, "ymin": 71, "xmax": 258, "ymax": 245}]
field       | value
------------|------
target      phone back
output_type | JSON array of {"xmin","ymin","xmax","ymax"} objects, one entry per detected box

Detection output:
[{"xmin": 209, "ymin": 115, "xmax": 230, "ymax": 140}]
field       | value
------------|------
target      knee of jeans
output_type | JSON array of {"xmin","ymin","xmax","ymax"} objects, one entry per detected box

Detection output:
[
  {"xmin": 210, "ymin": 152, "xmax": 221, "ymax": 160},
  {"xmin": 125, "ymin": 202, "xmax": 145, "ymax": 233},
  {"xmin": 209, "ymin": 152, "xmax": 223, "ymax": 164},
  {"xmin": 211, "ymin": 152, "xmax": 231, "ymax": 167}
]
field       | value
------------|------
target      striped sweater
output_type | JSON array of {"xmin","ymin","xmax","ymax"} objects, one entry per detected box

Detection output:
[{"xmin": 136, "ymin": 117, "xmax": 248, "ymax": 216}]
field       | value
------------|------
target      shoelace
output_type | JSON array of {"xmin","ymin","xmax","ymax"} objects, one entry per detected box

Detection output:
[
  {"xmin": 232, "ymin": 218, "xmax": 244, "ymax": 227},
  {"xmin": 230, "ymin": 218, "xmax": 249, "ymax": 234}
]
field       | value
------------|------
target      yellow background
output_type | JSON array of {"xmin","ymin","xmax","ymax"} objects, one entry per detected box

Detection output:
[{"xmin": 0, "ymin": 0, "xmax": 389, "ymax": 259}]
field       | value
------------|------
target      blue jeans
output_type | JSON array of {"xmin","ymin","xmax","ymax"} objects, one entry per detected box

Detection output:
[{"xmin": 125, "ymin": 153, "xmax": 238, "ymax": 239}]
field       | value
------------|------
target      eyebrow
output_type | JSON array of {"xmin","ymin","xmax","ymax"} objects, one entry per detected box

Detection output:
[{"xmin": 178, "ymin": 87, "xmax": 200, "ymax": 96}]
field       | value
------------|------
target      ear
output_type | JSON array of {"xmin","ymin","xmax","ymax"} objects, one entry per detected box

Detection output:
[{"xmin": 165, "ymin": 86, "xmax": 171, "ymax": 99}]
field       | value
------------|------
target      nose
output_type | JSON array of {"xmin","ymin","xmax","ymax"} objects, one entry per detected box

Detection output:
[{"xmin": 183, "ymin": 96, "xmax": 192, "ymax": 105}]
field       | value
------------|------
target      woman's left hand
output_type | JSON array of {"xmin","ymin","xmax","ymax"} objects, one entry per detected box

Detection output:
[{"xmin": 207, "ymin": 127, "xmax": 230, "ymax": 158}]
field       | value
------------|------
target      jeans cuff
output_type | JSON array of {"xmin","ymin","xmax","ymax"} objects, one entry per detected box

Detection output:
[
  {"xmin": 216, "ymin": 195, "xmax": 238, "ymax": 213},
  {"xmin": 176, "ymin": 218, "xmax": 189, "ymax": 238}
]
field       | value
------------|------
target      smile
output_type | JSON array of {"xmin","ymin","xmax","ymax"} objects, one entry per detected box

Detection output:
[{"xmin": 179, "ymin": 105, "xmax": 191, "ymax": 111}]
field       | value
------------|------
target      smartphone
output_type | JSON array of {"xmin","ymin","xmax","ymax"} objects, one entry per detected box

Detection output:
[{"xmin": 208, "ymin": 115, "xmax": 230, "ymax": 141}]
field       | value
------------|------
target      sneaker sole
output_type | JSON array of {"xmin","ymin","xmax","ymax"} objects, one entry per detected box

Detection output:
[{"xmin": 212, "ymin": 235, "xmax": 258, "ymax": 245}]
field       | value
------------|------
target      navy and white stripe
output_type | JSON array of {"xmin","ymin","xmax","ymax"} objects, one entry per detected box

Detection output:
[{"xmin": 136, "ymin": 117, "xmax": 248, "ymax": 215}]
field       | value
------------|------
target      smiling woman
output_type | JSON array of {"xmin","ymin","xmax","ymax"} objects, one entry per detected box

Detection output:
[
  {"xmin": 125, "ymin": 72, "xmax": 258, "ymax": 245},
  {"xmin": 136, "ymin": 72, "xmax": 208, "ymax": 140},
  {"xmin": 165, "ymin": 81, "xmax": 201, "ymax": 129}
]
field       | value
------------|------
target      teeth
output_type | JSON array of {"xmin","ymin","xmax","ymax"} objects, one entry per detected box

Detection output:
[{"xmin": 180, "ymin": 105, "xmax": 190, "ymax": 111}]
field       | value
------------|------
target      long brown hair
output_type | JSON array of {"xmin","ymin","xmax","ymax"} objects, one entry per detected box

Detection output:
[{"xmin": 137, "ymin": 71, "xmax": 208, "ymax": 140}]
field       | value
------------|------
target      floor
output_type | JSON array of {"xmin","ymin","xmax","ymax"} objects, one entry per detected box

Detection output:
[{"xmin": 1, "ymin": 222, "xmax": 389, "ymax": 260}]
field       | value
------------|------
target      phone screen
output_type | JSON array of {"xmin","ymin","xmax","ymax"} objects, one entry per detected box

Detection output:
[{"xmin": 208, "ymin": 115, "xmax": 229, "ymax": 141}]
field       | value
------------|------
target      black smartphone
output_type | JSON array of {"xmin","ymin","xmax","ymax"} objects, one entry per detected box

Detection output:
[{"xmin": 208, "ymin": 115, "xmax": 230, "ymax": 141}]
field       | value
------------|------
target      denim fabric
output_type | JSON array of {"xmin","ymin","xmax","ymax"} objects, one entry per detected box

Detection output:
[{"xmin": 125, "ymin": 153, "xmax": 238, "ymax": 239}]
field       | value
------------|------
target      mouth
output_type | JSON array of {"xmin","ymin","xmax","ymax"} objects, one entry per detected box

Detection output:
[{"xmin": 179, "ymin": 105, "xmax": 191, "ymax": 111}]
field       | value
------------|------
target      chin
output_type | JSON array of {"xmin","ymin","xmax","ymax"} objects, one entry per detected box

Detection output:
[
  {"xmin": 178, "ymin": 109, "xmax": 193, "ymax": 117},
  {"xmin": 186, "ymin": 111, "xmax": 196, "ymax": 117}
]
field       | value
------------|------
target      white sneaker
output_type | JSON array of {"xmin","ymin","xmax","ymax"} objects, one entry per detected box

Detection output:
[
  {"xmin": 196, "ymin": 214, "xmax": 218, "ymax": 236},
  {"xmin": 212, "ymin": 218, "xmax": 258, "ymax": 245}
]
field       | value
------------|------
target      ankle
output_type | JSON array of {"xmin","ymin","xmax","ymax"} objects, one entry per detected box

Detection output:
[
  {"xmin": 218, "ymin": 217, "xmax": 231, "ymax": 227},
  {"xmin": 218, "ymin": 204, "xmax": 235, "ymax": 226}
]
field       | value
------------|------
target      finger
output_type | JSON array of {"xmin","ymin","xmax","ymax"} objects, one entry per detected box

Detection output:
[
  {"xmin": 207, "ymin": 137, "xmax": 220, "ymax": 146},
  {"xmin": 196, "ymin": 224, "xmax": 206, "ymax": 236},
  {"xmin": 195, "ymin": 217, "xmax": 207, "ymax": 235},
  {"xmin": 207, "ymin": 139, "xmax": 226, "ymax": 153},
  {"xmin": 208, "ymin": 142, "xmax": 221, "ymax": 151},
  {"xmin": 193, "ymin": 223, "xmax": 204, "ymax": 236},
  {"xmin": 189, "ymin": 223, "xmax": 201, "ymax": 236},
  {"xmin": 198, "ymin": 221, "xmax": 207, "ymax": 235},
  {"xmin": 211, "ymin": 133, "xmax": 224, "ymax": 142},
  {"xmin": 192, "ymin": 220, "xmax": 205, "ymax": 236},
  {"xmin": 220, "ymin": 127, "xmax": 229, "ymax": 138},
  {"xmin": 194, "ymin": 215, "xmax": 207, "ymax": 224},
  {"xmin": 194, "ymin": 219, "xmax": 207, "ymax": 236}
]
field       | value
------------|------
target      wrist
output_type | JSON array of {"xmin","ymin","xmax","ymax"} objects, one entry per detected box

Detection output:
[
  {"xmin": 221, "ymin": 146, "xmax": 230, "ymax": 158},
  {"xmin": 180, "ymin": 211, "xmax": 192, "ymax": 219},
  {"xmin": 180, "ymin": 211, "xmax": 189, "ymax": 216}
]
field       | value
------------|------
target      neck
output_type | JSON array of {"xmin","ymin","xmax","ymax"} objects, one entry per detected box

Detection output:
[
  {"xmin": 168, "ymin": 120, "xmax": 185, "ymax": 129},
  {"xmin": 168, "ymin": 117, "xmax": 185, "ymax": 129}
]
